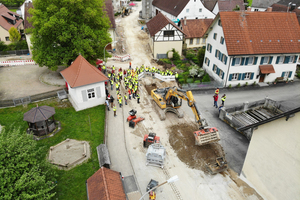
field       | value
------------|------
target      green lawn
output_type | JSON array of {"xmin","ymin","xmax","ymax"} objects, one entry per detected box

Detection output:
[
  {"xmin": 9, "ymin": 9, "xmax": 18, "ymax": 13},
  {"xmin": 0, "ymin": 98, "xmax": 106, "ymax": 199}
]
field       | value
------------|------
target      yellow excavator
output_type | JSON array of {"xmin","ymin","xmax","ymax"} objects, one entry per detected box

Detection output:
[
  {"xmin": 151, "ymin": 87, "xmax": 227, "ymax": 174},
  {"xmin": 151, "ymin": 86, "xmax": 220, "ymax": 146}
]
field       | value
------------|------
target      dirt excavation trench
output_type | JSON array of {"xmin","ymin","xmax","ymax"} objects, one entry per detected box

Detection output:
[{"xmin": 168, "ymin": 123, "xmax": 225, "ymax": 171}]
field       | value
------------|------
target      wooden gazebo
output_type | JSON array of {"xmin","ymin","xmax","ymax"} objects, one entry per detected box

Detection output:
[{"xmin": 23, "ymin": 105, "xmax": 56, "ymax": 136}]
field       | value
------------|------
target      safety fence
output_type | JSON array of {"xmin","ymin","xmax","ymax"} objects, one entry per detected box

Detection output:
[
  {"xmin": 0, "ymin": 88, "xmax": 66, "ymax": 108},
  {"xmin": 112, "ymin": 54, "xmax": 131, "ymax": 62},
  {"xmin": 0, "ymin": 49, "xmax": 30, "ymax": 57},
  {"xmin": 0, "ymin": 60, "xmax": 36, "ymax": 66},
  {"xmin": 137, "ymin": 72, "xmax": 175, "ymax": 82}
]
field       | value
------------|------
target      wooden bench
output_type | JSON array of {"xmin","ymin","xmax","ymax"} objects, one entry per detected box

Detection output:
[{"xmin": 276, "ymin": 77, "xmax": 285, "ymax": 83}]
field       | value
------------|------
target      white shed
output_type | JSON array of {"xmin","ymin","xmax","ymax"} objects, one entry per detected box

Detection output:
[{"xmin": 60, "ymin": 55, "xmax": 109, "ymax": 111}]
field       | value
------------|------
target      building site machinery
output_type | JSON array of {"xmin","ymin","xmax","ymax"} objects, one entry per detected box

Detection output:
[
  {"xmin": 151, "ymin": 86, "xmax": 220, "ymax": 146},
  {"xmin": 143, "ymin": 133, "xmax": 160, "ymax": 148},
  {"xmin": 146, "ymin": 143, "xmax": 166, "ymax": 168},
  {"xmin": 206, "ymin": 157, "xmax": 228, "ymax": 175}
]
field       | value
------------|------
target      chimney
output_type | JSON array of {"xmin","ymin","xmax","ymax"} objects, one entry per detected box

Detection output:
[
  {"xmin": 184, "ymin": 16, "xmax": 186, "ymax": 25},
  {"xmin": 266, "ymin": 7, "xmax": 272, "ymax": 12},
  {"xmin": 247, "ymin": 7, "xmax": 251, "ymax": 11}
]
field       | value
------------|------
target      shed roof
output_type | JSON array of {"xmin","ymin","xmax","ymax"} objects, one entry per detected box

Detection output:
[
  {"xmin": 0, "ymin": 4, "xmax": 23, "ymax": 31},
  {"xmin": 60, "ymin": 55, "xmax": 108, "ymax": 88},
  {"xmin": 87, "ymin": 167, "xmax": 126, "ymax": 200},
  {"xmin": 152, "ymin": 0, "xmax": 189, "ymax": 17},
  {"xmin": 180, "ymin": 18, "xmax": 213, "ymax": 38},
  {"xmin": 146, "ymin": 12, "xmax": 185, "ymax": 37},
  {"xmin": 219, "ymin": 11, "xmax": 300, "ymax": 56}
]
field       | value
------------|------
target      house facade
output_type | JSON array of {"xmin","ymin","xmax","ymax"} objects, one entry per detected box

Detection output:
[
  {"xmin": 203, "ymin": 11, "xmax": 300, "ymax": 87},
  {"xmin": 60, "ymin": 55, "xmax": 108, "ymax": 111},
  {"xmin": 146, "ymin": 12, "xmax": 185, "ymax": 59},
  {"xmin": 180, "ymin": 18, "xmax": 213, "ymax": 49},
  {"xmin": 152, "ymin": 0, "xmax": 215, "ymax": 23},
  {"xmin": 0, "ymin": 4, "xmax": 24, "ymax": 44}
]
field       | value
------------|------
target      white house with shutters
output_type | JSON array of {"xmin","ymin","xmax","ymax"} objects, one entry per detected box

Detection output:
[
  {"xmin": 60, "ymin": 55, "xmax": 108, "ymax": 111},
  {"xmin": 203, "ymin": 11, "xmax": 300, "ymax": 87},
  {"xmin": 146, "ymin": 12, "xmax": 186, "ymax": 59},
  {"xmin": 151, "ymin": 0, "xmax": 215, "ymax": 23}
]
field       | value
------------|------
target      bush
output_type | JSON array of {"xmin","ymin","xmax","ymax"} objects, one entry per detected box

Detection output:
[
  {"xmin": 245, "ymin": 82, "xmax": 248, "ymax": 86},
  {"xmin": 186, "ymin": 53, "xmax": 194, "ymax": 60},
  {"xmin": 114, "ymin": 12, "xmax": 121, "ymax": 16},
  {"xmin": 173, "ymin": 59, "xmax": 182, "ymax": 66},
  {"xmin": 160, "ymin": 58, "xmax": 172, "ymax": 64},
  {"xmin": 194, "ymin": 79, "xmax": 201, "ymax": 83},
  {"xmin": 297, "ymin": 72, "xmax": 300, "ymax": 78},
  {"xmin": 171, "ymin": 48, "xmax": 181, "ymax": 61},
  {"xmin": 237, "ymin": 83, "xmax": 241, "ymax": 88},
  {"xmin": 202, "ymin": 73, "xmax": 210, "ymax": 82},
  {"xmin": 228, "ymin": 84, "xmax": 232, "ymax": 88},
  {"xmin": 178, "ymin": 78, "xmax": 185, "ymax": 84},
  {"xmin": 253, "ymin": 81, "xmax": 256, "ymax": 86},
  {"xmin": 187, "ymin": 78, "xmax": 193, "ymax": 83},
  {"xmin": 197, "ymin": 48, "xmax": 205, "ymax": 67},
  {"xmin": 0, "ymin": 41, "xmax": 6, "ymax": 51},
  {"xmin": 0, "ymin": 40, "xmax": 29, "ymax": 51}
]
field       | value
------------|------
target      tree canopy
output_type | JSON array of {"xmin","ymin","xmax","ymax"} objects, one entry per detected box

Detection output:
[
  {"xmin": 9, "ymin": 27, "xmax": 21, "ymax": 43},
  {"xmin": 29, "ymin": 0, "xmax": 112, "ymax": 71},
  {"xmin": 1, "ymin": 0, "xmax": 24, "ymax": 7},
  {"xmin": 0, "ymin": 128, "xmax": 57, "ymax": 199}
]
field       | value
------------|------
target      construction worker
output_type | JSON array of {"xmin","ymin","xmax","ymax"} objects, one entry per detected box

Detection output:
[
  {"xmin": 221, "ymin": 94, "xmax": 226, "ymax": 106},
  {"xmin": 110, "ymin": 79, "xmax": 114, "ymax": 90},
  {"xmin": 108, "ymin": 72, "xmax": 111, "ymax": 80},
  {"xmin": 175, "ymin": 72, "xmax": 178, "ymax": 81},
  {"xmin": 132, "ymin": 88, "xmax": 136, "ymax": 99},
  {"xmin": 102, "ymin": 64, "xmax": 106, "ymax": 74},
  {"xmin": 124, "ymin": 93, "xmax": 128, "ymax": 105},
  {"xmin": 112, "ymin": 65, "xmax": 115, "ymax": 73},
  {"xmin": 149, "ymin": 191, "xmax": 156, "ymax": 200},
  {"xmin": 128, "ymin": 89, "xmax": 131, "ymax": 100},
  {"xmin": 215, "ymin": 87, "xmax": 219, "ymax": 95},
  {"xmin": 118, "ymin": 96, "xmax": 122, "ymax": 108},
  {"xmin": 113, "ymin": 104, "xmax": 117, "ymax": 117},
  {"xmin": 137, "ymin": 92, "xmax": 140, "ymax": 104},
  {"xmin": 116, "ymin": 82, "xmax": 119, "ymax": 91}
]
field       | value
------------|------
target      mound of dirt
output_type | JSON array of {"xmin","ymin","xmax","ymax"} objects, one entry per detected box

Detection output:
[
  {"xmin": 168, "ymin": 123, "xmax": 225, "ymax": 171},
  {"xmin": 145, "ymin": 83, "xmax": 157, "ymax": 95}
]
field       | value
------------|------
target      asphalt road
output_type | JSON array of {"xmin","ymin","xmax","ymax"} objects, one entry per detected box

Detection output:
[{"xmin": 181, "ymin": 81, "xmax": 300, "ymax": 174}]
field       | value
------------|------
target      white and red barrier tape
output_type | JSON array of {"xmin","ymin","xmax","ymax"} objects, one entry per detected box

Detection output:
[
  {"xmin": 112, "ymin": 54, "xmax": 131, "ymax": 62},
  {"xmin": 0, "ymin": 60, "xmax": 36, "ymax": 66}
]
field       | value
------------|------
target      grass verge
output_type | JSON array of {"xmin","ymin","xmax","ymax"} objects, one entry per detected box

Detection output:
[{"xmin": 0, "ymin": 98, "xmax": 105, "ymax": 200}]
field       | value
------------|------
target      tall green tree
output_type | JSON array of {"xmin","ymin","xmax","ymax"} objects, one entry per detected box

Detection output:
[
  {"xmin": 2, "ymin": 0, "xmax": 24, "ymax": 7},
  {"xmin": 29, "ymin": 0, "xmax": 112, "ymax": 71},
  {"xmin": 197, "ymin": 47, "xmax": 205, "ymax": 68},
  {"xmin": 0, "ymin": 128, "xmax": 57, "ymax": 199},
  {"xmin": 8, "ymin": 27, "xmax": 21, "ymax": 43}
]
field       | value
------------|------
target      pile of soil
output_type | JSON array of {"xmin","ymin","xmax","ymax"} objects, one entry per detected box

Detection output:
[
  {"xmin": 168, "ymin": 123, "xmax": 225, "ymax": 171},
  {"xmin": 145, "ymin": 83, "xmax": 157, "ymax": 95}
]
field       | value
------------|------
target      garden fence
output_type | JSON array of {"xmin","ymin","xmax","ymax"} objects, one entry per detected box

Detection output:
[{"xmin": 0, "ymin": 49, "xmax": 30, "ymax": 57}]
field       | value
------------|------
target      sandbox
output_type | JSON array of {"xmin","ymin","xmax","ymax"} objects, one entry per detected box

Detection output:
[{"xmin": 48, "ymin": 139, "xmax": 91, "ymax": 170}]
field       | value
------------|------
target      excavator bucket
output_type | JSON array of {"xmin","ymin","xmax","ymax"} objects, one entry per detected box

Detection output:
[
  {"xmin": 194, "ymin": 127, "xmax": 220, "ymax": 146},
  {"xmin": 206, "ymin": 157, "xmax": 228, "ymax": 175}
]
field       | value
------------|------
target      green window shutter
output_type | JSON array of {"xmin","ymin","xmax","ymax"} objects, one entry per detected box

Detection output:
[
  {"xmin": 288, "ymin": 71, "xmax": 292, "ymax": 78},
  {"xmin": 215, "ymin": 50, "xmax": 218, "ymax": 57},
  {"xmin": 213, "ymin": 64, "xmax": 215, "ymax": 71},
  {"xmin": 245, "ymin": 58, "xmax": 249, "ymax": 65},
  {"xmin": 276, "ymin": 56, "xmax": 280, "ymax": 64},
  {"xmin": 241, "ymin": 58, "xmax": 245, "ymax": 66},
  {"xmin": 250, "ymin": 73, "xmax": 254, "ymax": 80},
  {"xmin": 207, "ymin": 44, "xmax": 209, "ymax": 51},
  {"xmin": 82, "ymin": 90, "xmax": 88, "ymax": 102},
  {"xmin": 208, "ymin": 60, "xmax": 210, "ymax": 66},
  {"xmin": 222, "ymin": 72, "xmax": 225, "ymax": 79},
  {"xmin": 260, "ymin": 57, "xmax": 264, "ymax": 64},
  {"xmin": 232, "ymin": 58, "xmax": 236, "ymax": 66},
  {"xmin": 254, "ymin": 57, "xmax": 258, "ymax": 65},
  {"xmin": 224, "ymin": 56, "xmax": 227, "ymax": 65},
  {"xmin": 229, "ymin": 74, "xmax": 233, "ymax": 81},
  {"xmin": 216, "ymin": 68, "xmax": 220, "ymax": 74},
  {"xmin": 281, "ymin": 72, "xmax": 285, "ymax": 77},
  {"xmin": 293, "ymin": 56, "xmax": 298, "ymax": 63},
  {"xmin": 219, "ymin": 52, "xmax": 222, "ymax": 60},
  {"xmin": 284, "ymin": 56, "xmax": 290, "ymax": 63},
  {"xmin": 268, "ymin": 56, "xmax": 273, "ymax": 64},
  {"xmin": 242, "ymin": 73, "xmax": 245, "ymax": 80},
  {"xmin": 238, "ymin": 73, "xmax": 242, "ymax": 80},
  {"xmin": 210, "ymin": 45, "xmax": 212, "ymax": 53}
]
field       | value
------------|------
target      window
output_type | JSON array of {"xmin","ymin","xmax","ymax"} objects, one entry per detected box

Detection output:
[
  {"xmin": 186, "ymin": 9, "xmax": 189, "ymax": 13},
  {"xmin": 244, "ymin": 72, "xmax": 252, "ymax": 80},
  {"xmin": 205, "ymin": 57, "xmax": 210, "ymax": 66},
  {"xmin": 213, "ymin": 33, "xmax": 217, "ymax": 40},
  {"xmin": 163, "ymin": 30, "xmax": 174, "ymax": 37},
  {"xmin": 218, "ymin": 69, "xmax": 224, "ymax": 78},
  {"xmin": 254, "ymin": 9, "xmax": 259, "ymax": 11},
  {"xmin": 282, "ymin": 71, "xmax": 289, "ymax": 78},
  {"xmin": 276, "ymin": 56, "xmax": 284, "ymax": 64},
  {"xmin": 235, "ymin": 57, "xmax": 241, "ymax": 65},
  {"xmin": 247, "ymin": 57, "xmax": 254, "ymax": 65},
  {"xmin": 189, "ymin": 38, "xmax": 193, "ymax": 45},
  {"xmin": 213, "ymin": 64, "xmax": 218, "ymax": 73},
  {"xmin": 199, "ymin": 8, "xmax": 202, "ymax": 12},
  {"xmin": 290, "ymin": 55, "xmax": 297, "ymax": 63},
  {"xmin": 5, "ymin": 37, "xmax": 9, "ymax": 41},
  {"xmin": 87, "ymin": 88, "xmax": 95, "ymax": 99},
  {"xmin": 202, "ymin": 38, "xmax": 206, "ymax": 43},
  {"xmin": 218, "ymin": 19, "xmax": 222, "ymax": 26},
  {"xmin": 220, "ymin": 36, "xmax": 224, "ymax": 44},
  {"xmin": 232, "ymin": 73, "xmax": 239, "ymax": 80},
  {"xmin": 196, "ymin": 38, "xmax": 200, "ymax": 44},
  {"xmin": 260, "ymin": 56, "xmax": 269, "ymax": 64},
  {"xmin": 207, "ymin": 43, "xmax": 212, "ymax": 53}
]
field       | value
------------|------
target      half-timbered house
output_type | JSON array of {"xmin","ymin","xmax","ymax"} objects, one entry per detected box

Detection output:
[{"xmin": 146, "ymin": 12, "xmax": 186, "ymax": 59}]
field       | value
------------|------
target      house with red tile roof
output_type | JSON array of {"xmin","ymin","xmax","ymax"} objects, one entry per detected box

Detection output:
[
  {"xmin": 0, "ymin": 3, "xmax": 24, "ymax": 44},
  {"xmin": 146, "ymin": 12, "xmax": 186, "ymax": 59},
  {"xmin": 60, "ymin": 55, "xmax": 109, "ymax": 111},
  {"xmin": 86, "ymin": 167, "xmax": 126, "ymax": 200},
  {"xmin": 179, "ymin": 18, "xmax": 213, "ymax": 49},
  {"xmin": 152, "ymin": 0, "xmax": 215, "ymax": 24},
  {"xmin": 211, "ymin": 0, "xmax": 245, "ymax": 15},
  {"xmin": 202, "ymin": 10, "xmax": 300, "ymax": 87}
]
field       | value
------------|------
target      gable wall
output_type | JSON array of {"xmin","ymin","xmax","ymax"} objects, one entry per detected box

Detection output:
[
  {"xmin": 177, "ymin": 0, "xmax": 215, "ymax": 20},
  {"xmin": 154, "ymin": 23, "xmax": 183, "ymax": 41}
]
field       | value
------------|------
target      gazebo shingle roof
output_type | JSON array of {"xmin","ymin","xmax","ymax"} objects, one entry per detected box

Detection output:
[
  {"xmin": 60, "ymin": 55, "xmax": 108, "ymax": 88},
  {"xmin": 23, "ymin": 106, "xmax": 55, "ymax": 123}
]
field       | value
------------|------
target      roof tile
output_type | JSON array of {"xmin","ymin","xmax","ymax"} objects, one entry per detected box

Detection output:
[
  {"xmin": 0, "ymin": 4, "xmax": 23, "ymax": 31},
  {"xmin": 152, "ymin": 0, "xmax": 189, "ymax": 17},
  {"xmin": 181, "ymin": 18, "xmax": 213, "ymax": 38}
]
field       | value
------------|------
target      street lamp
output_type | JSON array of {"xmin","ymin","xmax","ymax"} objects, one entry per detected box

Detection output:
[
  {"xmin": 139, "ymin": 175, "xmax": 179, "ymax": 200},
  {"xmin": 103, "ymin": 41, "xmax": 117, "ymax": 65}
]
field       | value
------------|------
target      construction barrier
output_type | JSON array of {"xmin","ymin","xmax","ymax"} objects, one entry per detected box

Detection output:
[
  {"xmin": 0, "ymin": 60, "xmax": 36, "ymax": 66},
  {"xmin": 112, "ymin": 54, "xmax": 131, "ymax": 62},
  {"xmin": 138, "ymin": 71, "xmax": 175, "ymax": 82}
]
